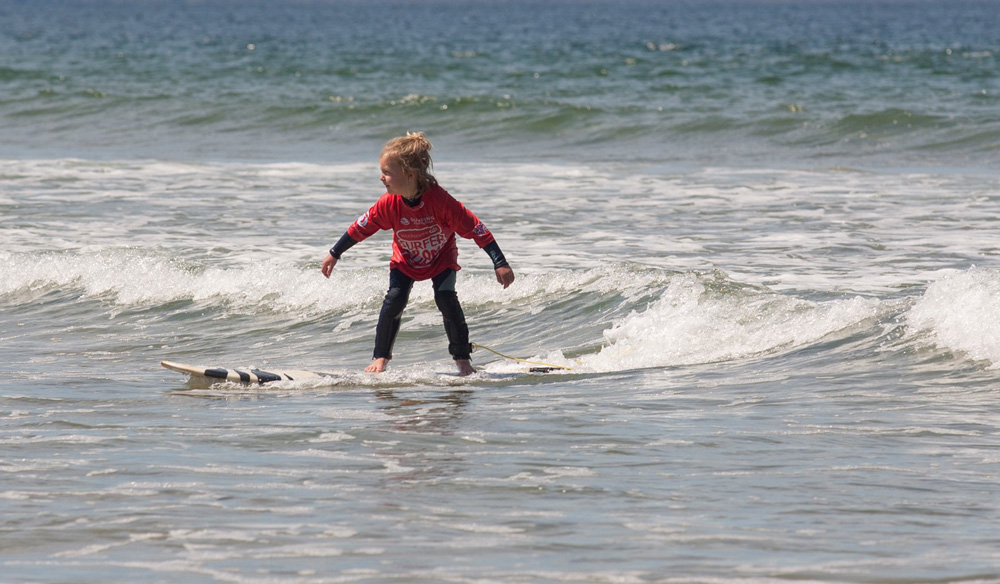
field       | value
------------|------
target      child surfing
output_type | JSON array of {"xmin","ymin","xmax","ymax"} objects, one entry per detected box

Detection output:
[{"xmin": 321, "ymin": 132, "xmax": 516, "ymax": 376}]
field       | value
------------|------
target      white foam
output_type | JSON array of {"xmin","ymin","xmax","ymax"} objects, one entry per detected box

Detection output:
[
  {"xmin": 906, "ymin": 267, "xmax": 1000, "ymax": 368},
  {"xmin": 6, "ymin": 157, "xmax": 997, "ymax": 381},
  {"xmin": 580, "ymin": 272, "xmax": 886, "ymax": 372},
  {"xmin": 1, "ymin": 248, "xmax": 384, "ymax": 315},
  {"xmin": 307, "ymin": 431, "xmax": 355, "ymax": 443}
]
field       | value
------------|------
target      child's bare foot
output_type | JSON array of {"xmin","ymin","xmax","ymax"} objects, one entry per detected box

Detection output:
[
  {"xmin": 455, "ymin": 359, "xmax": 476, "ymax": 376},
  {"xmin": 365, "ymin": 358, "xmax": 389, "ymax": 373}
]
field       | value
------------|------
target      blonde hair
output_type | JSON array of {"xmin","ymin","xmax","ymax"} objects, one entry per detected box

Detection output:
[{"xmin": 381, "ymin": 132, "xmax": 437, "ymax": 193}]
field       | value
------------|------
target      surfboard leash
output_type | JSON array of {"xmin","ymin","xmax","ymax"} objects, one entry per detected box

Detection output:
[{"xmin": 471, "ymin": 343, "xmax": 573, "ymax": 372}]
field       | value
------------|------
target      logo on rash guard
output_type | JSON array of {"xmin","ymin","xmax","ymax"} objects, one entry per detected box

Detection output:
[
  {"xmin": 473, "ymin": 222, "xmax": 490, "ymax": 237},
  {"xmin": 396, "ymin": 225, "xmax": 449, "ymax": 266},
  {"xmin": 357, "ymin": 211, "xmax": 370, "ymax": 228}
]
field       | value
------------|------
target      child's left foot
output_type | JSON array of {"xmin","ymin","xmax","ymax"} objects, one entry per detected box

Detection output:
[
  {"xmin": 456, "ymin": 359, "xmax": 476, "ymax": 376},
  {"xmin": 365, "ymin": 357, "xmax": 389, "ymax": 373}
]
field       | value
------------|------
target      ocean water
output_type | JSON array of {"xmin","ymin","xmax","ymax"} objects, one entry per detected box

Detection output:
[{"xmin": 2, "ymin": 1, "xmax": 1000, "ymax": 583}]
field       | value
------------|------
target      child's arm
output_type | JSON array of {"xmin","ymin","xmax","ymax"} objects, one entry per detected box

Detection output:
[
  {"xmin": 483, "ymin": 240, "xmax": 515, "ymax": 288},
  {"xmin": 321, "ymin": 197, "xmax": 391, "ymax": 278},
  {"xmin": 321, "ymin": 232, "xmax": 359, "ymax": 278},
  {"xmin": 439, "ymin": 189, "xmax": 516, "ymax": 288}
]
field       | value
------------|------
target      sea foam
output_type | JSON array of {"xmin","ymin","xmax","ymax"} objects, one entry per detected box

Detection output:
[
  {"xmin": 582, "ymin": 271, "xmax": 887, "ymax": 372},
  {"xmin": 906, "ymin": 267, "xmax": 1000, "ymax": 369}
]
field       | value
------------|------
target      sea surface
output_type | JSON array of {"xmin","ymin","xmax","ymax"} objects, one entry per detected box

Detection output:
[{"xmin": 2, "ymin": 1, "xmax": 1000, "ymax": 583}]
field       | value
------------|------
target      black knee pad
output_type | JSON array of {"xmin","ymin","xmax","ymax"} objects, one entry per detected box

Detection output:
[
  {"xmin": 434, "ymin": 290, "xmax": 461, "ymax": 318},
  {"xmin": 382, "ymin": 286, "xmax": 410, "ymax": 319}
]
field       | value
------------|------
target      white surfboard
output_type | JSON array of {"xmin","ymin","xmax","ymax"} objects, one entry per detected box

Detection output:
[
  {"xmin": 161, "ymin": 360, "xmax": 337, "ymax": 384},
  {"xmin": 162, "ymin": 358, "xmax": 564, "ymax": 386}
]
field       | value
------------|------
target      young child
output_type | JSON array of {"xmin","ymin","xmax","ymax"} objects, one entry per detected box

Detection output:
[{"xmin": 321, "ymin": 132, "xmax": 515, "ymax": 376}]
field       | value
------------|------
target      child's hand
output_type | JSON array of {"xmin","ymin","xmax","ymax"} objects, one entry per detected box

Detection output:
[
  {"xmin": 495, "ymin": 266, "xmax": 515, "ymax": 289},
  {"xmin": 321, "ymin": 253, "xmax": 338, "ymax": 278}
]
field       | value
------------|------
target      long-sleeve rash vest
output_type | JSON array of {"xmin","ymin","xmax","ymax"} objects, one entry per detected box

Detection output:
[{"xmin": 345, "ymin": 185, "xmax": 498, "ymax": 281}]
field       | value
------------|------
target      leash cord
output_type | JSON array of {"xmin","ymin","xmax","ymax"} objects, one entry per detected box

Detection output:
[{"xmin": 471, "ymin": 343, "xmax": 572, "ymax": 371}]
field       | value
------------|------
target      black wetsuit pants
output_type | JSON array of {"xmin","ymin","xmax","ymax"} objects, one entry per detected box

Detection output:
[{"xmin": 373, "ymin": 268, "xmax": 472, "ymax": 361}]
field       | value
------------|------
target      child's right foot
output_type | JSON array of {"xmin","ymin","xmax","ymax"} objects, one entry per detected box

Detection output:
[
  {"xmin": 455, "ymin": 359, "xmax": 476, "ymax": 376},
  {"xmin": 365, "ymin": 358, "xmax": 389, "ymax": 373}
]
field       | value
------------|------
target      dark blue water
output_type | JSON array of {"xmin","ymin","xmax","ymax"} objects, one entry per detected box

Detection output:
[{"xmin": 2, "ymin": 0, "xmax": 998, "ymax": 166}]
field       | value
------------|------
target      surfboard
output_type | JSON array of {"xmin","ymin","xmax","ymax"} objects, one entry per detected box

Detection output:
[
  {"xmin": 161, "ymin": 359, "xmax": 562, "ymax": 385},
  {"xmin": 161, "ymin": 360, "xmax": 336, "ymax": 384}
]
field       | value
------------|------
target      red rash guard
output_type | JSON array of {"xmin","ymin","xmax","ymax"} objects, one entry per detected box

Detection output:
[{"xmin": 346, "ymin": 185, "xmax": 496, "ymax": 281}]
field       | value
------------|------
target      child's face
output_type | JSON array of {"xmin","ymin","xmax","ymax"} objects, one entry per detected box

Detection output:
[{"xmin": 380, "ymin": 155, "xmax": 418, "ymax": 199}]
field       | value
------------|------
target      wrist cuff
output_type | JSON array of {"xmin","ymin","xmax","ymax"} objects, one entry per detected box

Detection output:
[
  {"xmin": 483, "ymin": 240, "xmax": 509, "ymax": 270},
  {"xmin": 331, "ymin": 232, "xmax": 357, "ymax": 259}
]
